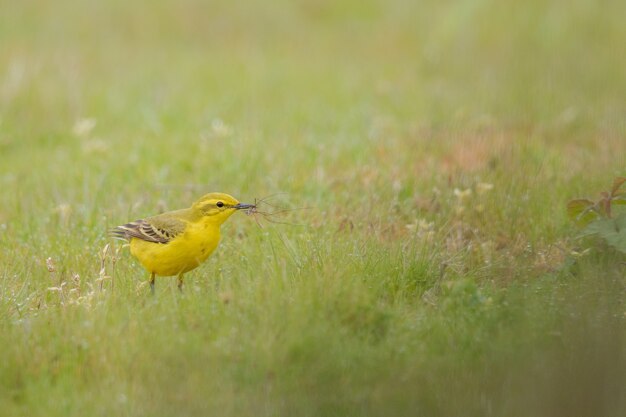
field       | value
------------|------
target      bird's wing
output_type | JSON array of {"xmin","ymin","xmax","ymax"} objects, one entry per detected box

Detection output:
[{"xmin": 111, "ymin": 212, "xmax": 187, "ymax": 244}]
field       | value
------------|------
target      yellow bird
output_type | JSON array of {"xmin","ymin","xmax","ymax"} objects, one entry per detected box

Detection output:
[{"xmin": 112, "ymin": 193, "xmax": 254, "ymax": 292}]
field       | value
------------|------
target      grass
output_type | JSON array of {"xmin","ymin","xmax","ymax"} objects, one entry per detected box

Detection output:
[{"xmin": 0, "ymin": 0, "xmax": 625, "ymax": 416}]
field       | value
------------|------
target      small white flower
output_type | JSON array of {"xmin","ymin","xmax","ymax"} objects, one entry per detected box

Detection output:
[
  {"xmin": 211, "ymin": 118, "xmax": 233, "ymax": 137},
  {"xmin": 73, "ymin": 118, "xmax": 96, "ymax": 137},
  {"xmin": 46, "ymin": 257, "xmax": 56, "ymax": 273},
  {"xmin": 54, "ymin": 203, "xmax": 72, "ymax": 219},
  {"xmin": 454, "ymin": 188, "xmax": 472, "ymax": 200},
  {"xmin": 476, "ymin": 182, "xmax": 494, "ymax": 194},
  {"xmin": 417, "ymin": 219, "xmax": 434, "ymax": 231}
]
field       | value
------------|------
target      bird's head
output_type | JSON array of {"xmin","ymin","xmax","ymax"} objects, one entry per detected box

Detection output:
[{"xmin": 192, "ymin": 192, "xmax": 255, "ymax": 225}]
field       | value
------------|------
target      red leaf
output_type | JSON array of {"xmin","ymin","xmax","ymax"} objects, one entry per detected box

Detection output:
[{"xmin": 611, "ymin": 177, "xmax": 626, "ymax": 195}]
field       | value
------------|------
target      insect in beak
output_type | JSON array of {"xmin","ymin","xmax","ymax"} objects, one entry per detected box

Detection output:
[{"xmin": 234, "ymin": 203, "xmax": 256, "ymax": 210}]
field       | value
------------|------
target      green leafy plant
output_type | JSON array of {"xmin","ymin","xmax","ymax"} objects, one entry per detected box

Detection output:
[{"xmin": 567, "ymin": 177, "xmax": 626, "ymax": 253}]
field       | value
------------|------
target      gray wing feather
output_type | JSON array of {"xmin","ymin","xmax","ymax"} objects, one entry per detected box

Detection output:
[{"xmin": 111, "ymin": 216, "xmax": 186, "ymax": 244}]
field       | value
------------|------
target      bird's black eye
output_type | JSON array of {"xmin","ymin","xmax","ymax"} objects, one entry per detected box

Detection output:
[{"xmin": 216, "ymin": 201, "xmax": 224, "ymax": 208}]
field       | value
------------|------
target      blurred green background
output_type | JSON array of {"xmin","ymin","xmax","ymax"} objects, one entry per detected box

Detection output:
[{"xmin": 0, "ymin": 0, "xmax": 624, "ymax": 416}]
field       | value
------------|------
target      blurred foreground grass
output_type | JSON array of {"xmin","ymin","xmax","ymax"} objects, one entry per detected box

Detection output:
[{"xmin": 0, "ymin": 0, "xmax": 625, "ymax": 416}]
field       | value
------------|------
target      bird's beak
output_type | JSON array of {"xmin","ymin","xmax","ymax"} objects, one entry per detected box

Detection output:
[{"xmin": 234, "ymin": 203, "xmax": 255, "ymax": 210}]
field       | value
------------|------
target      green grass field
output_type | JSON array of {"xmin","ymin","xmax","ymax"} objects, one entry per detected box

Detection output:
[{"xmin": 1, "ymin": 0, "xmax": 625, "ymax": 415}]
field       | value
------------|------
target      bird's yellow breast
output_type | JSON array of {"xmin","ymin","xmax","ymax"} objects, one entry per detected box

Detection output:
[{"xmin": 129, "ymin": 219, "xmax": 221, "ymax": 277}]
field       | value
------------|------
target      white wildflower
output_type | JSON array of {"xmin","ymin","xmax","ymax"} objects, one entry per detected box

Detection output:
[
  {"xmin": 72, "ymin": 118, "xmax": 96, "ymax": 137},
  {"xmin": 476, "ymin": 182, "xmax": 494, "ymax": 194},
  {"xmin": 453, "ymin": 188, "xmax": 472, "ymax": 200},
  {"xmin": 211, "ymin": 118, "xmax": 233, "ymax": 137}
]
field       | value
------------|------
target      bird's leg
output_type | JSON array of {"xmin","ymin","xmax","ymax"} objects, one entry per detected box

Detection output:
[
  {"xmin": 149, "ymin": 272, "xmax": 156, "ymax": 294},
  {"xmin": 177, "ymin": 273, "xmax": 184, "ymax": 292}
]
